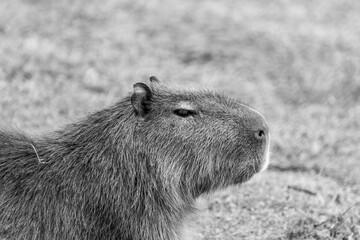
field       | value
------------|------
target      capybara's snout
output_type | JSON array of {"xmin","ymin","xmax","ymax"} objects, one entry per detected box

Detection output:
[{"xmin": 240, "ymin": 105, "xmax": 270, "ymax": 171}]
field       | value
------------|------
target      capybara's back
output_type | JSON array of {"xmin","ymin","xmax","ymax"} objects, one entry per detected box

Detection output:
[{"xmin": 0, "ymin": 78, "xmax": 269, "ymax": 240}]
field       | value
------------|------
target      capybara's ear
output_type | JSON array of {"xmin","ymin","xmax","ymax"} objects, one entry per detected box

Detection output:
[
  {"xmin": 131, "ymin": 82, "xmax": 152, "ymax": 117},
  {"xmin": 149, "ymin": 76, "xmax": 159, "ymax": 83}
]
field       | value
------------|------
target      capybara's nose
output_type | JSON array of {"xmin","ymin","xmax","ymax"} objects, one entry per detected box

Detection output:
[
  {"xmin": 255, "ymin": 129, "xmax": 267, "ymax": 140},
  {"xmin": 253, "ymin": 120, "xmax": 269, "ymax": 141}
]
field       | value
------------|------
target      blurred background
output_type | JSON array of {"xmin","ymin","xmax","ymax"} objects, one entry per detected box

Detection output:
[{"xmin": 0, "ymin": 0, "xmax": 359, "ymax": 239}]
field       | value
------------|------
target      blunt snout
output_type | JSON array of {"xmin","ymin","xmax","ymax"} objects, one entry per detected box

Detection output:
[
  {"xmin": 252, "ymin": 113, "xmax": 270, "ymax": 171},
  {"xmin": 254, "ymin": 122, "xmax": 269, "ymax": 141},
  {"xmin": 239, "ymin": 104, "xmax": 270, "ymax": 171},
  {"xmin": 238, "ymin": 104, "xmax": 269, "ymax": 143},
  {"xmin": 249, "ymin": 111, "xmax": 269, "ymax": 143}
]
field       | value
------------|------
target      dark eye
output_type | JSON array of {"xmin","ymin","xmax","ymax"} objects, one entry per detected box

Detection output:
[{"xmin": 173, "ymin": 109, "xmax": 197, "ymax": 117}]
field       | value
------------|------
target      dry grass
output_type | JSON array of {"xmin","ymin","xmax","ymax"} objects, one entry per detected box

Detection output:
[{"xmin": 0, "ymin": 0, "xmax": 359, "ymax": 239}]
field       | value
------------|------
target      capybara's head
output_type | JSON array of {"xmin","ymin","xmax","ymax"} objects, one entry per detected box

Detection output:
[{"xmin": 130, "ymin": 77, "xmax": 269, "ymax": 197}]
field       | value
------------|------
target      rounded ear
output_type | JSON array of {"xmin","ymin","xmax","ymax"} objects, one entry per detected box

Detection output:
[
  {"xmin": 149, "ymin": 76, "xmax": 159, "ymax": 83},
  {"xmin": 131, "ymin": 83, "xmax": 152, "ymax": 117}
]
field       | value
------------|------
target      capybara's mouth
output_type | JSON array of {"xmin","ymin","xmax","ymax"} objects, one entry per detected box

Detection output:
[{"xmin": 233, "ymin": 172, "xmax": 256, "ymax": 184}]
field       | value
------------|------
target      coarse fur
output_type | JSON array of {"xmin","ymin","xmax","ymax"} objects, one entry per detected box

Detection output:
[{"xmin": 0, "ymin": 78, "xmax": 269, "ymax": 240}]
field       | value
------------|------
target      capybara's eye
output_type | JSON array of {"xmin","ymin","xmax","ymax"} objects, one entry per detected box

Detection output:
[{"xmin": 173, "ymin": 109, "xmax": 197, "ymax": 117}]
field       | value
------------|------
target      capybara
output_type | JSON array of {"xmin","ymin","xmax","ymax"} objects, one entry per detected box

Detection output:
[{"xmin": 0, "ymin": 77, "xmax": 270, "ymax": 240}]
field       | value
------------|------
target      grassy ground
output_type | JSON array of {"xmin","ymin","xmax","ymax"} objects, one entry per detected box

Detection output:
[{"xmin": 0, "ymin": 0, "xmax": 359, "ymax": 239}]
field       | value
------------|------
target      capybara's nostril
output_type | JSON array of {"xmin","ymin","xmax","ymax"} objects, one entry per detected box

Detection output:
[{"xmin": 255, "ymin": 129, "xmax": 267, "ymax": 140}]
